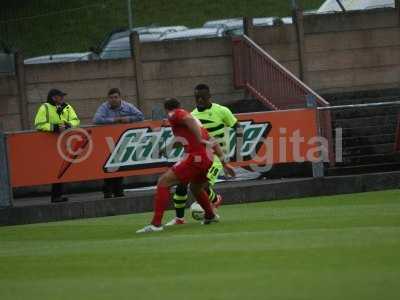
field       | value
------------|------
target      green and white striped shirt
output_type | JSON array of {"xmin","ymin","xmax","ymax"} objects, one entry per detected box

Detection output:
[{"xmin": 192, "ymin": 103, "xmax": 237, "ymax": 152}]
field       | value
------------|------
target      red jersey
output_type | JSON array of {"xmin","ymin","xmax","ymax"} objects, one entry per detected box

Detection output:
[{"xmin": 168, "ymin": 108, "xmax": 210, "ymax": 155}]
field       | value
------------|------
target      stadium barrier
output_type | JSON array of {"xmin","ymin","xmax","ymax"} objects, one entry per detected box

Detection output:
[{"xmin": 5, "ymin": 110, "xmax": 322, "ymax": 192}]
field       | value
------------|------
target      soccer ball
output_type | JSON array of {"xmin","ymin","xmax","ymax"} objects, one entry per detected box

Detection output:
[{"xmin": 190, "ymin": 202, "xmax": 205, "ymax": 221}]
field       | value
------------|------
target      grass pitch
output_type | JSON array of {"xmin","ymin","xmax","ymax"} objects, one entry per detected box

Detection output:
[{"xmin": 0, "ymin": 189, "xmax": 399, "ymax": 300}]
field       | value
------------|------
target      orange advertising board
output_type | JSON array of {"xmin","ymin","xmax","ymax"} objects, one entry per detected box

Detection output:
[{"xmin": 7, "ymin": 109, "xmax": 319, "ymax": 187}]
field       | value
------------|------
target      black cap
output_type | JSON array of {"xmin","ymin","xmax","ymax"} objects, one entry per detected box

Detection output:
[{"xmin": 48, "ymin": 89, "xmax": 67, "ymax": 98}]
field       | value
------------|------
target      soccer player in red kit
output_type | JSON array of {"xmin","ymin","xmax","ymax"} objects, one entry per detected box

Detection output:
[{"xmin": 136, "ymin": 98, "xmax": 234, "ymax": 233}]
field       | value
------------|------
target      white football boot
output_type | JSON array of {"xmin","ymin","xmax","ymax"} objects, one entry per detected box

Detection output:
[
  {"xmin": 201, "ymin": 213, "xmax": 220, "ymax": 225},
  {"xmin": 136, "ymin": 224, "xmax": 164, "ymax": 234},
  {"xmin": 165, "ymin": 217, "xmax": 186, "ymax": 226}
]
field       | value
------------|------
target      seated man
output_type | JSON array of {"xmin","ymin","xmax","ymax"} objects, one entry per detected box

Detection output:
[{"xmin": 136, "ymin": 98, "xmax": 235, "ymax": 233}]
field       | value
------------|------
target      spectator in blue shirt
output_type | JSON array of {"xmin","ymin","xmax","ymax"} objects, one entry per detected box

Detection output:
[
  {"xmin": 93, "ymin": 87, "xmax": 144, "ymax": 198},
  {"xmin": 93, "ymin": 88, "xmax": 144, "ymax": 124}
]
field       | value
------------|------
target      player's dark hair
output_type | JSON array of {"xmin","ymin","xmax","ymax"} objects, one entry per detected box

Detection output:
[
  {"xmin": 195, "ymin": 84, "xmax": 211, "ymax": 100},
  {"xmin": 195, "ymin": 84, "xmax": 210, "ymax": 92},
  {"xmin": 108, "ymin": 88, "xmax": 121, "ymax": 96},
  {"xmin": 164, "ymin": 98, "xmax": 181, "ymax": 110}
]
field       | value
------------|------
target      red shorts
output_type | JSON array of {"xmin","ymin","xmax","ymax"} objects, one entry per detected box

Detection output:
[{"xmin": 171, "ymin": 153, "xmax": 212, "ymax": 184}]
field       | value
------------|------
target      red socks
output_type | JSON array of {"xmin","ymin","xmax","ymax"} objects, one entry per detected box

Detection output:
[
  {"xmin": 151, "ymin": 186, "xmax": 170, "ymax": 226},
  {"xmin": 196, "ymin": 190, "xmax": 215, "ymax": 219},
  {"xmin": 151, "ymin": 185, "xmax": 215, "ymax": 226}
]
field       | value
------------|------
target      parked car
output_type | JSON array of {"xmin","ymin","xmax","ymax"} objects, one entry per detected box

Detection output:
[
  {"xmin": 203, "ymin": 17, "xmax": 288, "ymax": 37},
  {"xmin": 363, "ymin": 0, "xmax": 395, "ymax": 9},
  {"xmin": 24, "ymin": 25, "xmax": 189, "ymax": 64},
  {"xmin": 97, "ymin": 33, "xmax": 162, "ymax": 60},
  {"xmin": 104, "ymin": 26, "xmax": 188, "ymax": 43},
  {"xmin": 92, "ymin": 25, "xmax": 188, "ymax": 60},
  {"xmin": 24, "ymin": 52, "xmax": 91, "ymax": 64},
  {"xmin": 136, "ymin": 26, "xmax": 188, "ymax": 35},
  {"xmin": 159, "ymin": 27, "xmax": 224, "ymax": 41},
  {"xmin": 280, "ymin": 17, "xmax": 293, "ymax": 24},
  {"xmin": 205, "ymin": 17, "xmax": 278, "ymax": 28},
  {"xmin": 317, "ymin": 0, "xmax": 394, "ymax": 13},
  {"xmin": 203, "ymin": 18, "xmax": 243, "ymax": 28}
]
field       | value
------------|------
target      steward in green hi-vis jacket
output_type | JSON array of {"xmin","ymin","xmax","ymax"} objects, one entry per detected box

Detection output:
[
  {"xmin": 34, "ymin": 89, "xmax": 80, "ymax": 132},
  {"xmin": 33, "ymin": 89, "xmax": 80, "ymax": 203}
]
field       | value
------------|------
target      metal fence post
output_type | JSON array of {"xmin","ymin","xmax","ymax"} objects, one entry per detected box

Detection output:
[
  {"xmin": 0, "ymin": 131, "xmax": 13, "ymax": 208},
  {"xmin": 306, "ymin": 95, "xmax": 325, "ymax": 178},
  {"xmin": 15, "ymin": 50, "xmax": 29, "ymax": 130},
  {"xmin": 292, "ymin": 3, "xmax": 306, "ymax": 82},
  {"xmin": 243, "ymin": 16, "xmax": 253, "ymax": 38},
  {"xmin": 306, "ymin": 94, "xmax": 317, "ymax": 108},
  {"xmin": 130, "ymin": 31, "xmax": 144, "ymax": 112},
  {"xmin": 243, "ymin": 17, "xmax": 253, "ymax": 101}
]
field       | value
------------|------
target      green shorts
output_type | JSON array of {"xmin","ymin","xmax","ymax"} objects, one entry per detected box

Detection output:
[{"xmin": 206, "ymin": 155, "xmax": 223, "ymax": 186}]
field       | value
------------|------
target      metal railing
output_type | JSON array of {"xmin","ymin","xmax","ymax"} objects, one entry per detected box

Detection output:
[
  {"xmin": 232, "ymin": 34, "xmax": 334, "ymax": 165},
  {"xmin": 317, "ymin": 100, "xmax": 400, "ymax": 111},
  {"xmin": 318, "ymin": 100, "xmax": 400, "ymax": 163},
  {"xmin": 232, "ymin": 35, "xmax": 330, "ymax": 110}
]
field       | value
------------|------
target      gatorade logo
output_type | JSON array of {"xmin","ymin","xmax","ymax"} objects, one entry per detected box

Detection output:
[{"xmin": 103, "ymin": 121, "xmax": 271, "ymax": 172}]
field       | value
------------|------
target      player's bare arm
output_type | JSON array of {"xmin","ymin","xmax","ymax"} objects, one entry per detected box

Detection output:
[
  {"xmin": 181, "ymin": 115, "xmax": 207, "ymax": 144},
  {"xmin": 212, "ymin": 141, "xmax": 236, "ymax": 178}
]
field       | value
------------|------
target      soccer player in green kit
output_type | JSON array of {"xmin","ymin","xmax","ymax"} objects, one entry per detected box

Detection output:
[{"xmin": 165, "ymin": 84, "xmax": 243, "ymax": 226}]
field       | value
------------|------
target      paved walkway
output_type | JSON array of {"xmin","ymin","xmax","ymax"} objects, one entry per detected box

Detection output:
[{"xmin": 12, "ymin": 167, "xmax": 264, "ymax": 208}]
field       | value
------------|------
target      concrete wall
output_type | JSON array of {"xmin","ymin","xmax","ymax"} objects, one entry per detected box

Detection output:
[
  {"xmin": 140, "ymin": 37, "xmax": 244, "ymax": 115},
  {"xmin": 0, "ymin": 75, "xmax": 21, "ymax": 131},
  {"xmin": 24, "ymin": 59, "xmax": 137, "ymax": 126},
  {"xmin": 303, "ymin": 8, "xmax": 400, "ymax": 94},
  {"xmin": 250, "ymin": 25, "xmax": 300, "ymax": 77}
]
